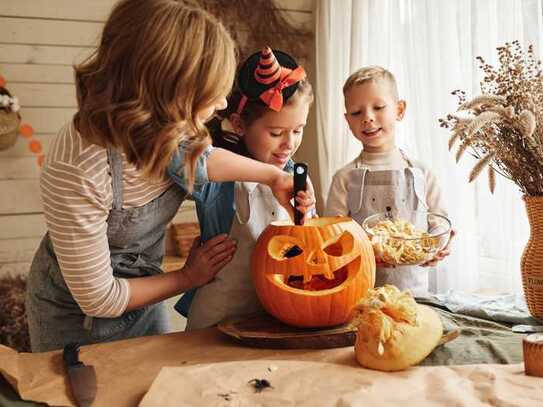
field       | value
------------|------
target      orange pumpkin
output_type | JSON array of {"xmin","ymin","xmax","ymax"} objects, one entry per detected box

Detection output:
[{"xmin": 251, "ymin": 216, "xmax": 376, "ymax": 328}]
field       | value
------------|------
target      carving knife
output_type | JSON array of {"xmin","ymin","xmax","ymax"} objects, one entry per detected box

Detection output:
[
  {"xmin": 293, "ymin": 162, "xmax": 308, "ymax": 225},
  {"xmin": 63, "ymin": 342, "xmax": 97, "ymax": 407}
]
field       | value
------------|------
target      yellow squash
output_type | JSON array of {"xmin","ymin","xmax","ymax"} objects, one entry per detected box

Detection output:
[{"xmin": 353, "ymin": 285, "xmax": 443, "ymax": 371}]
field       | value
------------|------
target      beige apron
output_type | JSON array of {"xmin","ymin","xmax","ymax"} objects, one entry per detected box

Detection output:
[
  {"xmin": 346, "ymin": 158, "xmax": 429, "ymax": 296},
  {"xmin": 186, "ymin": 181, "xmax": 290, "ymax": 331}
]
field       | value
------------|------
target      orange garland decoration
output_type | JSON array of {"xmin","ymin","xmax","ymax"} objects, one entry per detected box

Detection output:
[
  {"xmin": 19, "ymin": 124, "xmax": 34, "ymax": 139},
  {"xmin": 21, "ymin": 125, "xmax": 44, "ymax": 167}
]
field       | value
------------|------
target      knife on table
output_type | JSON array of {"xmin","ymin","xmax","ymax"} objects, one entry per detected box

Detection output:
[
  {"xmin": 293, "ymin": 162, "xmax": 308, "ymax": 226},
  {"xmin": 63, "ymin": 342, "xmax": 97, "ymax": 407}
]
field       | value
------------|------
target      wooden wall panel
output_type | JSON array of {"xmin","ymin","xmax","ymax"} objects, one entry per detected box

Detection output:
[
  {"xmin": 0, "ymin": 0, "xmax": 312, "ymax": 20},
  {"xmin": 0, "ymin": 17, "xmax": 103, "ymax": 47},
  {"xmin": 0, "ymin": 134, "xmax": 55, "ymax": 158},
  {"xmin": 0, "ymin": 44, "xmax": 92, "ymax": 65},
  {"xmin": 0, "ymin": 263, "xmax": 32, "ymax": 277},
  {"xmin": 0, "ymin": 180, "xmax": 42, "ymax": 215},
  {"xmin": 8, "ymin": 83, "xmax": 77, "ymax": 107},
  {"xmin": 0, "ymin": 63, "xmax": 74, "ymax": 84}
]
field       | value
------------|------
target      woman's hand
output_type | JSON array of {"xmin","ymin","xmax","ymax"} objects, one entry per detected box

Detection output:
[
  {"xmin": 182, "ymin": 234, "xmax": 237, "ymax": 287},
  {"xmin": 268, "ymin": 171, "xmax": 294, "ymax": 209},
  {"xmin": 269, "ymin": 171, "xmax": 317, "ymax": 223},
  {"xmin": 421, "ymin": 229, "xmax": 456, "ymax": 267},
  {"xmin": 294, "ymin": 177, "xmax": 317, "ymax": 224}
]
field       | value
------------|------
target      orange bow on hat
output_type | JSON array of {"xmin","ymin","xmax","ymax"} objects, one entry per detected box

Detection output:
[
  {"xmin": 259, "ymin": 66, "xmax": 306, "ymax": 112},
  {"xmin": 236, "ymin": 47, "xmax": 307, "ymax": 114}
]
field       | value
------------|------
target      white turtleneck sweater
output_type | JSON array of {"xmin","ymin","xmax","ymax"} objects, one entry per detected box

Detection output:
[{"xmin": 325, "ymin": 148, "xmax": 447, "ymax": 217}]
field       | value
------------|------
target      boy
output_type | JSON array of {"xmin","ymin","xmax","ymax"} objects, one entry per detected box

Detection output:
[{"xmin": 325, "ymin": 66, "xmax": 452, "ymax": 296}]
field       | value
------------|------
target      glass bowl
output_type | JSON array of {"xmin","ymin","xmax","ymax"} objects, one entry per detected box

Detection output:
[{"xmin": 361, "ymin": 211, "xmax": 452, "ymax": 266}]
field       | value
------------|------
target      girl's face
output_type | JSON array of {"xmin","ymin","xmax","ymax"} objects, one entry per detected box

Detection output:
[{"xmin": 239, "ymin": 100, "xmax": 310, "ymax": 168}]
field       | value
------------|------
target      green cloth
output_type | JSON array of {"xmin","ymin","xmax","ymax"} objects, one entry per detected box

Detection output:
[{"xmin": 420, "ymin": 300, "xmax": 524, "ymax": 365}]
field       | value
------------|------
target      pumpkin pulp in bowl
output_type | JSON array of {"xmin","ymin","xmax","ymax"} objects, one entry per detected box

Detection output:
[{"xmin": 362, "ymin": 211, "xmax": 452, "ymax": 266}]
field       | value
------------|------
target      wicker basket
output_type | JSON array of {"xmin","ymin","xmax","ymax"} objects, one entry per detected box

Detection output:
[
  {"xmin": 521, "ymin": 195, "xmax": 543, "ymax": 321},
  {"xmin": 0, "ymin": 110, "xmax": 20, "ymax": 151},
  {"xmin": 171, "ymin": 222, "xmax": 200, "ymax": 258}
]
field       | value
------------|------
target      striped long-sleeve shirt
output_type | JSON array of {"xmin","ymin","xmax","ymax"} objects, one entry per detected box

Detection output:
[{"xmin": 41, "ymin": 122, "xmax": 172, "ymax": 317}]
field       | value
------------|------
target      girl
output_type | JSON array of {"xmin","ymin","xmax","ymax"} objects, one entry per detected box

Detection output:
[
  {"xmin": 171, "ymin": 47, "xmax": 315, "ymax": 330},
  {"xmin": 26, "ymin": 1, "xmax": 307, "ymax": 352}
]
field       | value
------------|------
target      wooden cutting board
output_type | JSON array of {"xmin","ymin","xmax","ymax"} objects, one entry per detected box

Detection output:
[{"xmin": 217, "ymin": 313, "xmax": 358, "ymax": 349}]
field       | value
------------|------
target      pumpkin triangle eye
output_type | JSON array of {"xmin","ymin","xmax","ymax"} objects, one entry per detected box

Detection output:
[
  {"xmin": 284, "ymin": 245, "xmax": 303, "ymax": 258},
  {"xmin": 267, "ymin": 235, "xmax": 305, "ymax": 260},
  {"xmin": 323, "ymin": 231, "xmax": 354, "ymax": 257}
]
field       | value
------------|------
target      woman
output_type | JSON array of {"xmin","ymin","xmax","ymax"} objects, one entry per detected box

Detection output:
[{"xmin": 25, "ymin": 0, "xmax": 313, "ymax": 352}]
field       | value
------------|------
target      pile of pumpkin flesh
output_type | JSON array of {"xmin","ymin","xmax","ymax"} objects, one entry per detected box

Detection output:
[{"xmin": 352, "ymin": 285, "xmax": 443, "ymax": 371}]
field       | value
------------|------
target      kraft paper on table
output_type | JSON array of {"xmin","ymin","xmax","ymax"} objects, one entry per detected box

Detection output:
[
  {"xmin": 140, "ymin": 360, "xmax": 543, "ymax": 407},
  {"xmin": 0, "ymin": 329, "xmax": 360, "ymax": 407},
  {"xmin": 0, "ymin": 306, "xmax": 535, "ymax": 406}
]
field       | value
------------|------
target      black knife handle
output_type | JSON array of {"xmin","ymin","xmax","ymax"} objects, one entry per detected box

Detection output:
[
  {"xmin": 63, "ymin": 342, "xmax": 83, "ymax": 367},
  {"xmin": 293, "ymin": 163, "xmax": 308, "ymax": 225}
]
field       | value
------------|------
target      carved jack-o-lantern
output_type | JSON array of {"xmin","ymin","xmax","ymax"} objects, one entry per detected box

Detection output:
[{"xmin": 251, "ymin": 217, "xmax": 376, "ymax": 328}]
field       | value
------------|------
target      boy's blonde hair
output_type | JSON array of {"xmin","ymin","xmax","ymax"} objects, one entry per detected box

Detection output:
[
  {"xmin": 74, "ymin": 0, "xmax": 236, "ymax": 186},
  {"xmin": 343, "ymin": 66, "xmax": 399, "ymax": 99}
]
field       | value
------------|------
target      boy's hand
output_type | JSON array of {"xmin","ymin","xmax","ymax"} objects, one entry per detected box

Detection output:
[
  {"xmin": 182, "ymin": 234, "xmax": 237, "ymax": 287},
  {"xmin": 375, "ymin": 258, "xmax": 396, "ymax": 268},
  {"xmin": 421, "ymin": 229, "xmax": 456, "ymax": 267}
]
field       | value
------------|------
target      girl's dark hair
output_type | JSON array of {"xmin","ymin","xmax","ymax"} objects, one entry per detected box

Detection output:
[{"xmin": 208, "ymin": 79, "xmax": 313, "ymax": 156}]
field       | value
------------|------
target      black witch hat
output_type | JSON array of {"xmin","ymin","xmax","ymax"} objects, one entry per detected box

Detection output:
[{"xmin": 236, "ymin": 46, "xmax": 306, "ymax": 113}]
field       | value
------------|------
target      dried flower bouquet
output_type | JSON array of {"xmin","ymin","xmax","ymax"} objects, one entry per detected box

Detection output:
[{"xmin": 439, "ymin": 41, "xmax": 543, "ymax": 195}]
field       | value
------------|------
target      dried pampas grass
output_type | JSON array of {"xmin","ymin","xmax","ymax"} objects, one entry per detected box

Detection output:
[{"xmin": 440, "ymin": 41, "xmax": 543, "ymax": 195}]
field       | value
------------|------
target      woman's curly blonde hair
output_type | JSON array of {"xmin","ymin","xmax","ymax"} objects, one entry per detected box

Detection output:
[{"xmin": 74, "ymin": 0, "xmax": 236, "ymax": 187}]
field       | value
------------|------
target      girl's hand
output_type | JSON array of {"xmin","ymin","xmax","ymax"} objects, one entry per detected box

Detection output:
[
  {"xmin": 269, "ymin": 171, "xmax": 317, "ymax": 223},
  {"xmin": 182, "ymin": 234, "xmax": 237, "ymax": 287},
  {"xmin": 421, "ymin": 229, "xmax": 456, "ymax": 267}
]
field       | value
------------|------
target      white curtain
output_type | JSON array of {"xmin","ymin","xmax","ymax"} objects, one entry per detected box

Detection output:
[{"xmin": 316, "ymin": 0, "xmax": 543, "ymax": 293}]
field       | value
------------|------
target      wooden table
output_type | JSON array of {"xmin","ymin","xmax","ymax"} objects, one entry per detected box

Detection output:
[
  {"xmin": 0, "ymin": 322, "xmax": 543, "ymax": 407},
  {"xmin": 0, "ymin": 304, "xmax": 536, "ymax": 407}
]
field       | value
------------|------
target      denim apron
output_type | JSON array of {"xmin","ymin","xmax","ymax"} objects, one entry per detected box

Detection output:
[
  {"xmin": 346, "ymin": 156, "xmax": 429, "ymax": 296},
  {"xmin": 26, "ymin": 146, "xmax": 186, "ymax": 352},
  {"xmin": 185, "ymin": 182, "xmax": 290, "ymax": 331}
]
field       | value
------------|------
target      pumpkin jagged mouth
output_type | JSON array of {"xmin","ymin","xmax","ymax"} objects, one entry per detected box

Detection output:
[
  {"xmin": 286, "ymin": 267, "xmax": 348, "ymax": 291},
  {"xmin": 265, "ymin": 230, "xmax": 362, "ymax": 291},
  {"xmin": 268, "ymin": 257, "xmax": 361, "ymax": 294}
]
